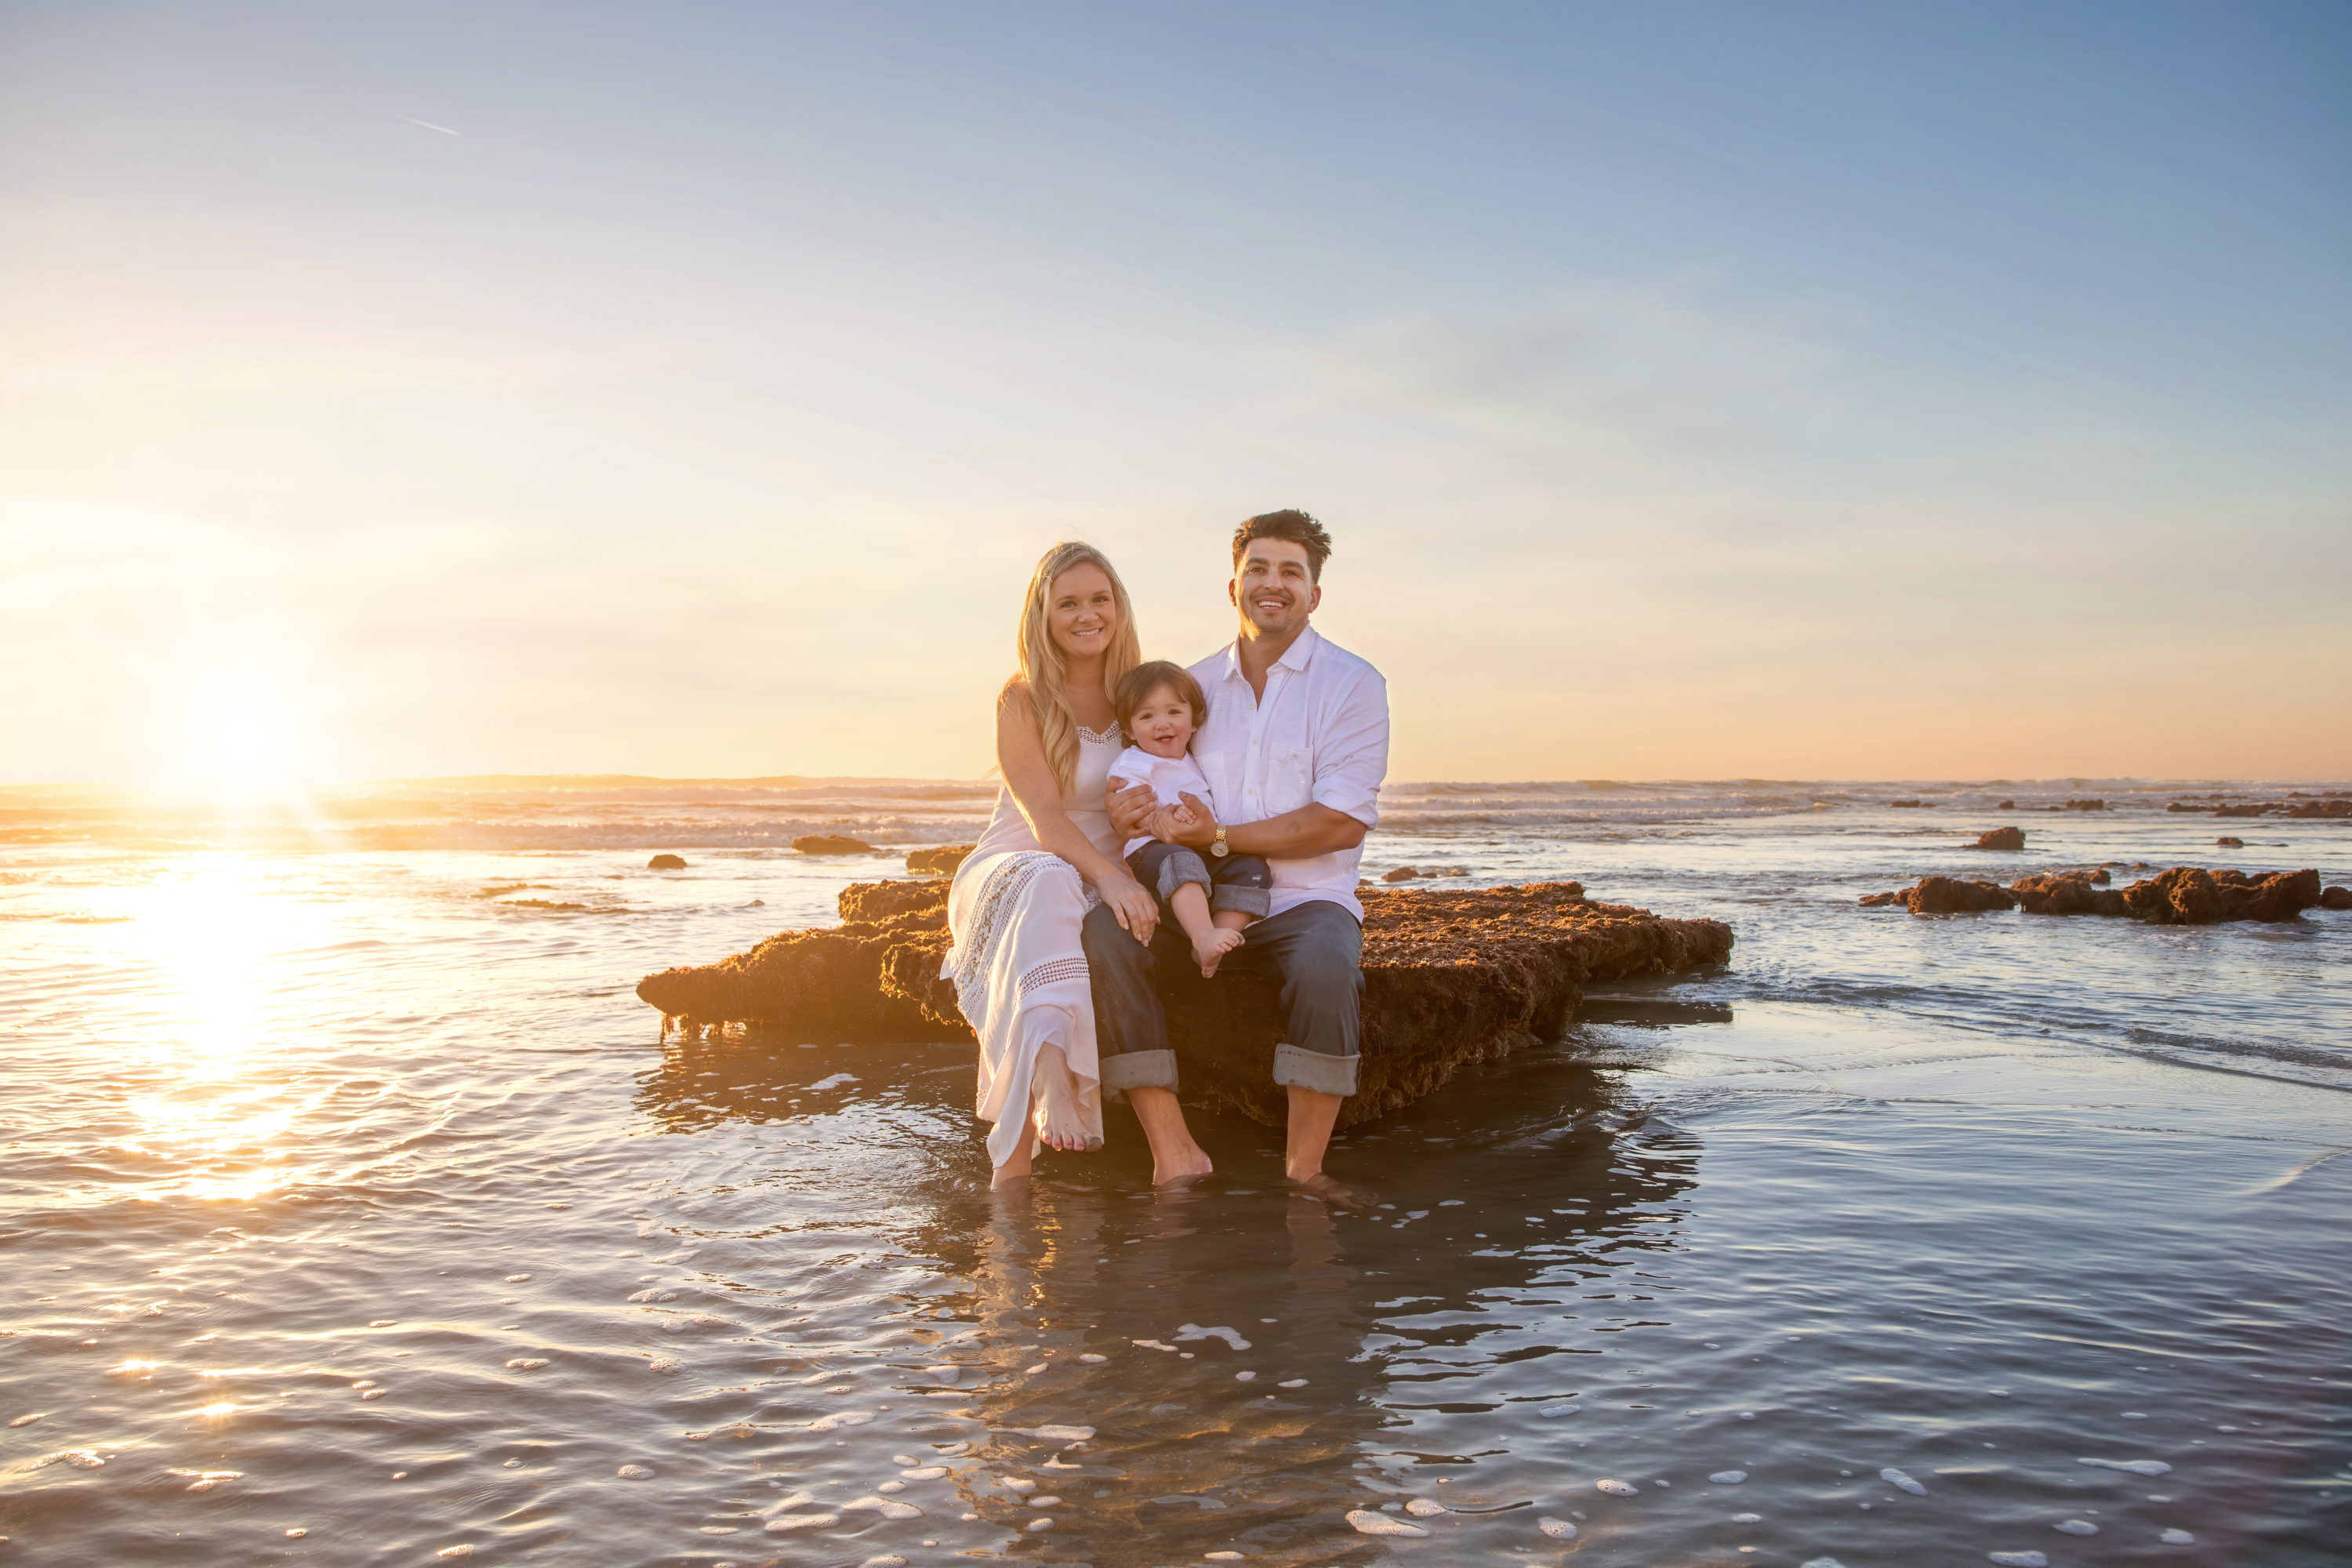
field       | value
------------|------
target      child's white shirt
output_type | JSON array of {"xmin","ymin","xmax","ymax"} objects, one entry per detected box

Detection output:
[{"xmin": 1108, "ymin": 746, "xmax": 1217, "ymax": 858}]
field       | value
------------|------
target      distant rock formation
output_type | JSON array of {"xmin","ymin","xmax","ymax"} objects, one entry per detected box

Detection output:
[
  {"xmin": 1970, "ymin": 826, "xmax": 2027, "ymax": 851},
  {"xmin": 1864, "ymin": 866, "xmax": 2320, "ymax": 924},
  {"xmin": 2063, "ymin": 799, "xmax": 2107, "ymax": 811},
  {"xmin": 1889, "ymin": 799, "xmax": 1928, "ymax": 808},
  {"xmin": 906, "ymin": 844, "xmax": 975, "ymax": 875},
  {"xmin": 2216, "ymin": 836, "xmax": 2244, "ymax": 848},
  {"xmin": 639, "ymin": 880, "xmax": 1734, "ymax": 1130},
  {"xmin": 1995, "ymin": 800, "xmax": 2016, "ymax": 809},
  {"xmin": 792, "ymin": 834, "xmax": 876, "ymax": 855},
  {"xmin": 648, "ymin": 854, "xmax": 687, "ymax": 869}
]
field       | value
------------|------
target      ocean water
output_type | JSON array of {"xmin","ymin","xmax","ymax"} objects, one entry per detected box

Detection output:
[{"xmin": 2, "ymin": 779, "xmax": 2347, "ymax": 1566}]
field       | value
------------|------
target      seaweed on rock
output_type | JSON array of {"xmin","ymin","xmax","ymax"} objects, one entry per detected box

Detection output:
[{"xmin": 639, "ymin": 880, "xmax": 1734, "ymax": 1130}]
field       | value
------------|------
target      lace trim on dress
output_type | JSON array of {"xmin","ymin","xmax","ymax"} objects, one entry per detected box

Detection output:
[
  {"xmin": 1018, "ymin": 955, "xmax": 1088, "ymax": 996},
  {"xmin": 1077, "ymin": 723, "xmax": 1123, "ymax": 746},
  {"xmin": 950, "ymin": 851, "xmax": 1061, "ymax": 1026}
]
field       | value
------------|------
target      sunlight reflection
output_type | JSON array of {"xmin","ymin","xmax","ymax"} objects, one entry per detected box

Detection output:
[{"xmin": 112, "ymin": 860, "xmax": 334, "ymax": 1201}]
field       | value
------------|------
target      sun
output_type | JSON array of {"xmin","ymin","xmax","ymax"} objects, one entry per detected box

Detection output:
[{"xmin": 150, "ymin": 652, "xmax": 334, "ymax": 813}]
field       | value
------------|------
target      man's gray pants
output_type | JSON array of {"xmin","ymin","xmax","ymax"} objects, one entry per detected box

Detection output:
[{"xmin": 1080, "ymin": 896, "xmax": 1363, "ymax": 1098}]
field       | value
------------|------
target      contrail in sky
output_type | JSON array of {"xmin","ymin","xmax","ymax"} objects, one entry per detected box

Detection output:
[{"xmin": 400, "ymin": 116, "xmax": 459, "ymax": 135}]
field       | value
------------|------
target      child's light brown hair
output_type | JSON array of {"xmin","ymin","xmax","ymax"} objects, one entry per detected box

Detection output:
[{"xmin": 1113, "ymin": 660, "xmax": 1207, "ymax": 735}]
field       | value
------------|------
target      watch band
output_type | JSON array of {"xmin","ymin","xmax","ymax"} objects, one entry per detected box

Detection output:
[{"xmin": 1210, "ymin": 824, "xmax": 1230, "ymax": 858}]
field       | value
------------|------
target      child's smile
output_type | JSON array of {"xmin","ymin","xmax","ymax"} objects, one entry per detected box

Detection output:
[{"xmin": 1127, "ymin": 684, "xmax": 1197, "ymax": 760}]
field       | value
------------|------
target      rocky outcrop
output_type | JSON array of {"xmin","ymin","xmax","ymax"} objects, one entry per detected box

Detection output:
[
  {"xmin": 641, "ymin": 880, "xmax": 1734, "ymax": 1131},
  {"xmin": 2010, "ymin": 872, "xmax": 2126, "ymax": 916},
  {"xmin": 906, "ymin": 844, "xmax": 975, "ymax": 875},
  {"xmin": 1971, "ymin": 826, "xmax": 2027, "ymax": 851},
  {"xmin": 1995, "ymin": 799, "xmax": 2016, "ymax": 809},
  {"xmin": 648, "ymin": 854, "xmax": 687, "ymax": 869},
  {"xmin": 793, "ymin": 834, "xmax": 877, "ymax": 855},
  {"xmin": 2321, "ymin": 886, "xmax": 2352, "ymax": 911},
  {"xmin": 2119, "ymin": 866, "xmax": 2320, "ymax": 925},
  {"xmin": 1865, "ymin": 866, "xmax": 2321, "ymax": 924},
  {"xmin": 1860, "ymin": 877, "xmax": 2016, "ymax": 913},
  {"xmin": 2064, "ymin": 798, "xmax": 2107, "ymax": 811},
  {"xmin": 2216, "ymin": 836, "xmax": 2244, "ymax": 848}
]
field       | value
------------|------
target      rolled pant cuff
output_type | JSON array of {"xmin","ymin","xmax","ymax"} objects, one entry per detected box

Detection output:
[
  {"xmin": 1272, "ymin": 1043, "xmax": 1358, "ymax": 1097},
  {"xmin": 1099, "ymin": 1048, "xmax": 1179, "ymax": 1098},
  {"xmin": 1154, "ymin": 851, "xmax": 1210, "ymax": 902},
  {"xmin": 1210, "ymin": 884, "xmax": 1272, "ymax": 916}
]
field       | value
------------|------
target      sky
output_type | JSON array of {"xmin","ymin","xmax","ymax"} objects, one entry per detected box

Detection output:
[{"xmin": 4, "ymin": 0, "xmax": 2348, "ymax": 787}]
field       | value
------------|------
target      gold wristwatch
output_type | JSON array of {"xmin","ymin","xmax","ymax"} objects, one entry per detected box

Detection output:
[{"xmin": 1210, "ymin": 823, "xmax": 1230, "ymax": 858}]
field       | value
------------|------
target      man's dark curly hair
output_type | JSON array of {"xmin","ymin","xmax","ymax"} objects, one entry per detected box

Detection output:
[{"xmin": 1232, "ymin": 509, "xmax": 1332, "ymax": 582}]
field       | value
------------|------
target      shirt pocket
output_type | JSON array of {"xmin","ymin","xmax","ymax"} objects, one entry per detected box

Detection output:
[{"xmin": 1266, "ymin": 744, "xmax": 1315, "ymax": 815}]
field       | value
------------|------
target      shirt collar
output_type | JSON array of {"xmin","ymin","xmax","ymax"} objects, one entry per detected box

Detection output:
[{"xmin": 1216, "ymin": 622, "xmax": 1321, "ymax": 681}]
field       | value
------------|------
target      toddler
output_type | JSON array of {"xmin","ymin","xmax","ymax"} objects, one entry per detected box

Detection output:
[{"xmin": 1107, "ymin": 660, "xmax": 1271, "ymax": 977}]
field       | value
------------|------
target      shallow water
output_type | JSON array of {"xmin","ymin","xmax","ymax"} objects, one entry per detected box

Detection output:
[{"xmin": 3, "ymin": 782, "xmax": 2348, "ymax": 1564}]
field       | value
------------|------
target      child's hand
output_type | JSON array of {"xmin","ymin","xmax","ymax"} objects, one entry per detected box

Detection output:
[
  {"xmin": 1168, "ymin": 800, "xmax": 1200, "ymax": 828},
  {"xmin": 1147, "ymin": 805, "xmax": 1179, "ymax": 844}
]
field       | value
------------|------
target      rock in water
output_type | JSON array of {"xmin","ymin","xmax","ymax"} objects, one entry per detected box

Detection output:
[
  {"xmin": 1381, "ymin": 866, "xmax": 1421, "ymax": 882},
  {"xmin": 640, "ymin": 881, "xmax": 1732, "ymax": 1130},
  {"xmin": 2010, "ymin": 873, "xmax": 2128, "ymax": 917},
  {"xmin": 2120, "ymin": 866, "xmax": 2320, "ymax": 924},
  {"xmin": 648, "ymin": 854, "xmax": 687, "ymax": 869},
  {"xmin": 793, "ymin": 834, "xmax": 877, "ymax": 855},
  {"xmin": 906, "ymin": 844, "xmax": 975, "ymax": 875},
  {"xmin": 1971, "ymin": 826, "xmax": 2027, "ymax": 851},
  {"xmin": 1861, "ymin": 877, "xmax": 2017, "ymax": 914},
  {"xmin": 2321, "ymin": 885, "xmax": 2352, "ymax": 911},
  {"xmin": 2215, "ymin": 836, "xmax": 2244, "ymax": 848}
]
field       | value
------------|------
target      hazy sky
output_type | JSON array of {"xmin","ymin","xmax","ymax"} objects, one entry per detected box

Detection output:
[{"xmin": 5, "ymin": 1, "xmax": 2348, "ymax": 786}]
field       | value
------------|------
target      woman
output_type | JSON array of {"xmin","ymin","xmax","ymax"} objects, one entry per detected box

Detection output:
[{"xmin": 942, "ymin": 542, "xmax": 1164, "ymax": 1184}]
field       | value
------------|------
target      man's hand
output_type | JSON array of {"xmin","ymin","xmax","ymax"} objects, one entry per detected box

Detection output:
[
  {"xmin": 1166, "ymin": 792, "xmax": 1219, "ymax": 848},
  {"xmin": 1107, "ymin": 779, "xmax": 1157, "ymax": 840}
]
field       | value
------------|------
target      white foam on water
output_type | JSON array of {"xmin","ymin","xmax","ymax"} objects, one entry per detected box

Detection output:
[
  {"xmin": 2159, "ymin": 1528, "xmax": 2194, "ymax": 1544},
  {"xmin": 1988, "ymin": 1554, "xmax": 2048, "ymax": 1567},
  {"xmin": 1798, "ymin": 1559, "xmax": 1848, "ymax": 1568},
  {"xmin": 2122, "ymin": 1411, "xmax": 2148, "ymax": 1418},
  {"xmin": 1018, "ymin": 1424, "xmax": 1094, "ymax": 1441},
  {"xmin": 1279, "ymin": 1379, "xmax": 1306, "ymax": 1388},
  {"xmin": 2055, "ymin": 1519, "xmax": 2097, "ymax": 1534},
  {"xmin": 1175, "ymin": 1324, "xmax": 1251, "ymax": 1351},
  {"xmin": 844, "ymin": 1497, "xmax": 923, "ymax": 1520},
  {"xmin": 863, "ymin": 1556, "xmax": 909, "ymax": 1567},
  {"xmin": 504, "ymin": 1357, "xmax": 547, "ymax": 1370},
  {"xmin": 1880, "ymin": 1467, "xmax": 1926, "ymax": 1495},
  {"xmin": 765, "ymin": 1514, "xmax": 838, "ymax": 1532},
  {"xmin": 1538, "ymin": 1516, "xmax": 1577, "ymax": 1538},
  {"xmin": 1024, "ymin": 1517, "xmax": 1054, "ymax": 1531},
  {"xmin": 1539, "ymin": 1403, "xmax": 1581, "ymax": 1417},
  {"xmin": 891, "ymin": 1454, "xmax": 916, "ymax": 1465},
  {"xmin": 1030, "ymin": 1495, "xmax": 1062, "ymax": 1507},
  {"xmin": 1596, "ymin": 1479, "xmax": 1637, "ymax": 1496},
  {"xmin": 616, "ymin": 1464, "xmax": 655, "ymax": 1479},
  {"xmin": 899, "ymin": 1465, "xmax": 949, "ymax": 1479},
  {"xmin": 1710, "ymin": 1470, "xmax": 1748, "ymax": 1483},
  {"xmin": 810, "ymin": 1411, "xmax": 874, "ymax": 1431},
  {"xmin": 2078, "ymin": 1457, "xmax": 2172, "ymax": 1475},
  {"xmin": 503, "ymin": 1273, "xmax": 530, "ymax": 1282},
  {"xmin": 1733, "ymin": 1512, "xmax": 1762, "ymax": 1523},
  {"xmin": 1403, "ymin": 1498, "xmax": 1446, "ymax": 1515},
  {"xmin": 1003, "ymin": 1478, "xmax": 1036, "ymax": 1493},
  {"xmin": 876, "ymin": 1480, "xmax": 906, "ymax": 1494},
  {"xmin": 1235, "ymin": 1370, "xmax": 1255, "ymax": 1381},
  {"xmin": 647, "ymin": 1356, "xmax": 681, "ymax": 1374},
  {"xmin": 1078, "ymin": 1352, "xmax": 1106, "ymax": 1363},
  {"xmin": 1345, "ymin": 1510, "xmax": 1427, "ymax": 1537}
]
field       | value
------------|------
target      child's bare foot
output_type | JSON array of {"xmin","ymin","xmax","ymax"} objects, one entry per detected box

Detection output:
[
  {"xmin": 1192, "ymin": 926, "xmax": 1246, "ymax": 978},
  {"xmin": 1029, "ymin": 1044, "xmax": 1098, "ymax": 1152}
]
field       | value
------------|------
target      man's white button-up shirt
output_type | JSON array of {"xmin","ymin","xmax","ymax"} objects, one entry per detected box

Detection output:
[{"xmin": 1186, "ymin": 623, "xmax": 1389, "ymax": 921}]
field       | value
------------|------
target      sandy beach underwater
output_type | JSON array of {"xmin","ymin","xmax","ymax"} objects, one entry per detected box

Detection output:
[{"xmin": 2, "ymin": 779, "xmax": 2346, "ymax": 1565}]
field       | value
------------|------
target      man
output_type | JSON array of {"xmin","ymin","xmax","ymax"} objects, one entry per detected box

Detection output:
[{"xmin": 1084, "ymin": 508, "xmax": 1388, "ymax": 1207}]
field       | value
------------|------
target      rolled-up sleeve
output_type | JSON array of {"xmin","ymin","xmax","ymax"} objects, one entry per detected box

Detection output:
[{"xmin": 1311, "ymin": 668, "xmax": 1388, "ymax": 829}]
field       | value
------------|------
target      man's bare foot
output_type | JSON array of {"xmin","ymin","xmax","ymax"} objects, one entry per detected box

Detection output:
[
  {"xmin": 1152, "ymin": 1148, "xmax": 1214, "ymax": 1187},
  {"xmin": 1286, "ymin": 1171, "xmax": 1377, "ymax": 1210},
  {"xmin": 1029, "ymin": 1044, "xmax": 1098, "ymax": 1152},
  {"xmin": 1192, "ymin": 927, "xmax": 1245, "ymax": 978}
]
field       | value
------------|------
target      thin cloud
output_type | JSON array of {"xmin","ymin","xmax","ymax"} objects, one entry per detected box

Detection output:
[{"xmin": 399, "ymin": 115, "xmax": 459, "ymax": 136}]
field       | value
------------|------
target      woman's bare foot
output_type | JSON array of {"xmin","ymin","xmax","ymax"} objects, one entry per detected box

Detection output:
[
  {"xmin": 992, "ymin": 1138, "xmax": 1035, "ymax": 1188},
  {"xmin": 1192, "ymin": 926, "xmax": 1245, "ymax": 978},
  {"xmin": 1029, "ymin": 1044, "xmax": 1098, "ymax": 1152}
]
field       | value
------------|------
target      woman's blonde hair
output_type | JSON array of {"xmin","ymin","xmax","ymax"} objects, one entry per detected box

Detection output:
[{"xmin": 1014, "ymin": 541, "xmax": 1142, "ymax": 793}]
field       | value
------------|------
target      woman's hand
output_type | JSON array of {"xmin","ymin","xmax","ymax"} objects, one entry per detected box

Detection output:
[
  {"xmin": 1099, "ymin": 873, "xmax": 1160, "ymax": 944},
  {"xmin": 1107, "ymin": 779, "xmax": 1158, "ymax": 840}
]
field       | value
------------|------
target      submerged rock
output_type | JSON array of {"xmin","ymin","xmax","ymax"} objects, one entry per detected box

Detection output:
[
  {"xmin": 648, "ymin": 854, "xmax": 688, "ymax": 869},
  {"xmin": 1970, "ymin": 826, "xmax": 2027, "ymax": 851},
  {"xmin": 640, "ymin": 880, "xmax": 1733, "ymax": 1130},
  {"xmin": 794, "ymin": 834, "xmax": 877, "ymax": 855},
  {"xmin": 906, "ymin": 844, "xmax": 975, "ymax": 875}
]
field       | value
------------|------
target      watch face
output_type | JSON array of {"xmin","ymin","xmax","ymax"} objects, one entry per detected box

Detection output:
[{"xmin": 1211, "ymin": 842, "xmax": 1229, "ymax": 857}]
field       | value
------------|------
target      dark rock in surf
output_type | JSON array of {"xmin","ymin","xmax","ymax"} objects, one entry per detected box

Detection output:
[
  {"xmin": 1381, "ymin": 866, "xmax": 1421, "ymax": 883},
  {"xmin": 2011, "ymin": 873, "xmax": 2127, "ymax": 917},
  {"xmin": 1995, "ymin": 800, "xmax": 2016, "ymax": 809},
  {"xmin": 2321, "ymin": 885, "xmax": 2352, "ymax": 911},
  {"xmin": 1889, "ymin": 799, "xmax": 1927, "ymax": 808},
  {"xmin": 2064, "ymin": 798, "xmax": 2108, "ymax": 811},
  {"xmin": 2119, "ymin": 866, "xmax": 2319, "ymax": 925},
  {"xmin": 906, "ymin": 844, "xmax": 975, "ymax": 875},
  {"xmin": 1971, "ymin": 826, "xmax": 2027, "ymax": 851},
  {"xmin": 793, "ymin": 834, "xmax": 877, "ymax": 855},
  {"xmin": 2216, "ymin": 836, "xmax": 2244, "ymax": 848},
  {"xmin": 641, "ymin": 880, "xmax": 1734, "ymax": 1131},
  {"xmin": 648, "ymin": 854, "xmax": 688, "ymax": 869},
  {"xmin": 1904, "ymin": 877, "xmax": 2017, "ymax": 913},
  {"xmin": 2285, "ymin": 798, "xmax": 2352, "ymax": 819}
]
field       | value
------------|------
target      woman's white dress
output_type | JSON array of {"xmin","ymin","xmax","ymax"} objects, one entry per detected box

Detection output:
[{"xmin": 943, "ymin": 724, "xmax": 1124, "ymax": 1168}]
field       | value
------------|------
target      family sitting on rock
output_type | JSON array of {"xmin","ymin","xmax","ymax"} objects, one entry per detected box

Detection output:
[{"xmin": 941, "ymin": 510, "xmax": 1387, "ymax": 1207}]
